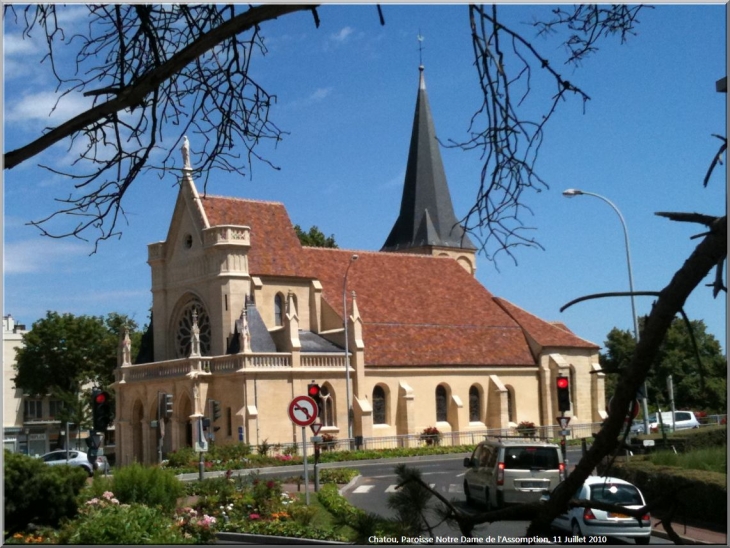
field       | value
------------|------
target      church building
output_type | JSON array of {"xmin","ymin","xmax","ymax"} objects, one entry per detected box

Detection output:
[{"xmin": 114, "ymin": 67, "xmax": 605, "ymax": 465}]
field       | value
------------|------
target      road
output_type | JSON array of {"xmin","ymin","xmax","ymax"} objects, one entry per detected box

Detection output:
[{"xmin": 335, "ymin": 453, "xmax": 668, "ymax": 545}]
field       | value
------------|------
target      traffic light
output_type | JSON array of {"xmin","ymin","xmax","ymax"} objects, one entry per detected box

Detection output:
[
  {"xmin": 208, "ymin": 400, "xmax": 221, "ymax": 432},
  {"xmin": 556, "ymin": 376, "xmax": 571, "ymax": 413},
  {"xmin": 92, "ymin": 389, "xmax": 112, "ymax": 432},
  {"xmin": 164, "ymin": 393, "xmax": 174, "ymax": 418},
  {"xmin": 307, "ymin": 383, "xmax": 321, "ymax": 399},
  {"xmin": 85, "ymin": 436, "xmax": 99, "ymax": 464},
  {"xmin": 210, "ymin": 400, "xmax": 222, "ymax": 422}
]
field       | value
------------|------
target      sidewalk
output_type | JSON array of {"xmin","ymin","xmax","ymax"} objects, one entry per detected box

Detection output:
[{"xmin": 651, "ymin": 517, "xmax": 727, "ymax": 545}]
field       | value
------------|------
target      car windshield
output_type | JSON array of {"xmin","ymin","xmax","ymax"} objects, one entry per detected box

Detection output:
[
  {"xmin": 590, "ymin": 483, "xmax": 643, "ymax": 506},
  {"xmin": 503, "ymin": 447, "xmax": 559, "ymax": 470}
]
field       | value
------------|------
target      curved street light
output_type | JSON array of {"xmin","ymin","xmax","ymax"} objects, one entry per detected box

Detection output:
[
  {"xmin": 563, "ymin": 188, "xmax": 650, "ymax": 435},
  {"xmin": 342, "ymin": 254, "xmax": 359, "ymax": 444}
]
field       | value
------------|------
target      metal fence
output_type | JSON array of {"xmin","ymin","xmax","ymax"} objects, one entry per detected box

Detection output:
[{"xmin": 263, "ymin": 422, "xmax": 606, "ymax": 456}]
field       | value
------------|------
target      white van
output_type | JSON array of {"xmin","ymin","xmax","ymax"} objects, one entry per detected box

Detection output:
[{"xmin": 463, "ymin": 438, "xmax": 565, "ymax": 509}]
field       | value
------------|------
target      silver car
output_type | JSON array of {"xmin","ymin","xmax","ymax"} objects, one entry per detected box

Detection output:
[
  {"xmin": 39, "ymin": 449, "xmax": 107, "ymax": 476},
  {"xmin": 463, "ymin": 438, "xmax": 565, "ymax": 509},
  {"xmin": 649, "ymin": 410, "xmax": 700, "ymax": 432},
  {"xmin": 549, "ymin": 476, "xmax": 651, "ymax": 545}
]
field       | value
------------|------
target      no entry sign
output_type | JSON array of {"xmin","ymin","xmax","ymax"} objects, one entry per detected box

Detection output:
[{"xmin": 288, "ymin": 396, "xmax": 318, "ymax": 427}]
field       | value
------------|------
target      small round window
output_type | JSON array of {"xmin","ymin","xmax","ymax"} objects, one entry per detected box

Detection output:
[{"xmin": 184, "ymin": 234, "xmax": 193, "ymax": 249}]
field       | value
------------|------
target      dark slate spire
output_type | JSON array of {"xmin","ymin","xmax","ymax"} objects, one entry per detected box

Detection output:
[{"xmin": 382, "ymin": 66, "xmax": 476, "ymax": 252}]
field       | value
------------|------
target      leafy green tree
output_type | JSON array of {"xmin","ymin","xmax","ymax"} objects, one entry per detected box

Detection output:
[
  {"xmin": 294, "ymin": 224, "xmax": 338, "ymax": 248},
  {"xmin": 601, "ymin": 317, "xmax": 726, "ymax": 413},
  {"xmin": 14, "ymin": 311, "xmax": 138, "ymax": 396},
  {"xmin": 4, "ymin": 450, "xmax": 88, "ymax": 536}
]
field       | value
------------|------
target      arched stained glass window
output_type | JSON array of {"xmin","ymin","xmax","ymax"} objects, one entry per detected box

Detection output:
[
  {"xmin": 436, "ymin": 385, "xmax": 447, "ymax": 422},
  {"xmin": 469, "ymin": 385, "xmax": 480, "ymax": 422},
  {"xmin": 373, "ymin": 386, "xmax": 386, "ymax": 425},
  {"xmin": 274, "ymin": 294, "xmax": 284, "ymax": 326}
]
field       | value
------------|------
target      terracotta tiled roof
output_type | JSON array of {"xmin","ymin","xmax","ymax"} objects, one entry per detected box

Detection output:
[
  {"xmin": 493, "ymin": 298, "xmax": 599, "ymax": 349},
  {"xmin": 201, "ymin": 196, "xmax": 307, "ymax": 277},
  {"xmin": 197, "ymin": 195, "xmax": 593, "ymax": 365},
  {"xmin": 301, "ymin": 248, "xmax": 536, "ymax": 366}
]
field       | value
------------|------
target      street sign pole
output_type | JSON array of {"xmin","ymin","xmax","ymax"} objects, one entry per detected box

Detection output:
[{"xmin": 302, "ymin": 426, "xmax": 309, "ymax": 505}]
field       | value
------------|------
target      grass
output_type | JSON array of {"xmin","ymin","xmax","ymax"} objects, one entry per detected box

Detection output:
[{"xmin": 648, "ymin": 446, "xmax": 727, "ymax": 474}]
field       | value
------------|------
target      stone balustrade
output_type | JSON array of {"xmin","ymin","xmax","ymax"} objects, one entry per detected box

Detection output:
[
  {"xmin": 202, "ymin": 225, "xmax": 251, "ymax": 248},
  {"xmin": 119, "ymin": 351, "xmax": 349, "ymax": 381}
]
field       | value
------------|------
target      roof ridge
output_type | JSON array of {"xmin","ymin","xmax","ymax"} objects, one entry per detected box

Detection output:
[
  {"xmin": 200, "ymin": 194, "xmax": 285, "ymax": 206},
  {"xmin": 303, "ymin": 247, "xmax": 459, "ymax": 260}
]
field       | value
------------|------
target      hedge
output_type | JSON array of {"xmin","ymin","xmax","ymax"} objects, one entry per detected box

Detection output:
[{"xmin": 603, "ymin": 457, "xmax": 726, "ymax": 526}]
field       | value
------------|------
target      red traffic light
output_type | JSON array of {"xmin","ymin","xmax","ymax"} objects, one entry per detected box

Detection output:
[
  {"xmin": 307, "ymin": 383, "xmax": 321, "ymax": 398},
  {"xmin": 556, "ymin": 377, "xmax": 569, "ymax": 389},
  {"xmin": 95, "ymin": 392, "xmax": 107, "ymax": 404}
]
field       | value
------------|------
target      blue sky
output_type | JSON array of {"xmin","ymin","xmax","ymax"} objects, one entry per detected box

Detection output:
[{"xmin": 3, "ymin": 4, "xmax": 727, "ymax": 354}]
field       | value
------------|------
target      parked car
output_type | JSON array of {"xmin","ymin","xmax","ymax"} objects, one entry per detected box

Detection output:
[
  {"xmin": 547, "ymin": 476, "xmax": 651, "ymax": 545},
  {"xmin": 648, "ymin": 410, "xmax": 700, "ymax": 432},
  {"xmin": 39, "ymin": 449, "xmax": 107, "ymax": 476},
  {"xmin": 463, "ymin": 438, "xmax": 565, "ymax": 509},
  {"xmin": 629, "ymin": 420, "xmax": 647, "ymax": 435}
]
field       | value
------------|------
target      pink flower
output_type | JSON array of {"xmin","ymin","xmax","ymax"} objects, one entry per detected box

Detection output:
[
  {"xmin": 249, "ymin": 513, "xmax": 261, "ymax": 520},
  {"xmin": 102, "ymin": 491, "xmax": 115, "ymax": 500}
]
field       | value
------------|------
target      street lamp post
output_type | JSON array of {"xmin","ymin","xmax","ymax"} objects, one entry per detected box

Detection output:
[
  {"xmin": 342, "ymin": 254, "xmax": 359, "ymax": 445},
  {"xmin": 563, "ymin": 188, "xmax": 650, "ymax": 435}
]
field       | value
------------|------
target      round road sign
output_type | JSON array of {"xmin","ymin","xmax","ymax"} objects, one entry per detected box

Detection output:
[{"xmin": 288, "ymin": 395, "xmax": 318, "ymax": 427}]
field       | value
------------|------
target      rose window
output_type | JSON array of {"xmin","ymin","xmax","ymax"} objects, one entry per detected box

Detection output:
[{"xmin": 176, "ymin": 299, "xmax": 211, "ymax": 357}]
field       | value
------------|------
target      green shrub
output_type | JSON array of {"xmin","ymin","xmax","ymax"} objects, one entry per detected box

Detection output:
[
  {"xmin": 319, "ymin": 467, "xmax": 359, "ymax": 485},
  {"xmin": 111, "ymin": 462, "xmax": 185, "ymax": 513},
  {"xmin": 608, "ymin": 457, "xmax": 726, "ymax": 526},
  {"xmin": 317, "ymin": 483, "xmax": 366, "ymax": 523},
  {"xmin": 4, "ymin": 451, "xmax": 88, "ymax": 535},
  {"xmin": 57, "ymin": 501, "xmax": 188, "ymax": 544},
  {"xmin": 166, "ymin": 446, "xmax": 196, "ymax": 468},
  {"xmin": 649, "ymin": 446, "xmax": 727, "ymax": 473}
]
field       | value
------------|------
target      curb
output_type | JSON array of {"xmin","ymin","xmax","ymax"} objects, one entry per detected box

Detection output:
[{"xmin": 338, "ymin": 474, "xmax": 363, "ymax": 496}]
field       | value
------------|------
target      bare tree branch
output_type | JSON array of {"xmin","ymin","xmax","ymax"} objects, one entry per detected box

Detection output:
[{"xmin": 456, "ymin": 5, "xmax": 647, "ymax": 265}]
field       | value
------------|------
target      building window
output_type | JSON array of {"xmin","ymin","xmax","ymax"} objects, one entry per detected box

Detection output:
[
  {"xmin": 319, "ymin": 385, "xmax": 335, "ymax": 427},
  {"xmin": 274, "ymin": 294, "xmax": 284, "ymax": 326},
  {"xmin": 49, "ymin": 400, "xmax": 65, "ymax": 419},
  {"xmin": 175, "ymin": 296, "xmax": 211, "ymax": 357},
  {"xmin": 506, "ymin": 386, "xmax": 515, "ymax": 423},
  {"xmin": 436, "ymin": 385, "xmax": 447, "ymax": 422},
  {"xmin": 469, "ymin": 386, "xmax": 480, "ymax": 422},
  {"xmin": 24, "ymin": 399, "xmax": 42, "ymax": 420},
  {"xmin": 226, "ymin": 407, "xmax": 232, "ymax": 437},
  {"xmin": 373, "ymin": 386, "xmax": 386, "ymax": 425}
]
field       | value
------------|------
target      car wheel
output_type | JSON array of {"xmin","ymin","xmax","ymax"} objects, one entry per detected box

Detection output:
[
  {"xmin": 464, "ymin": 481, "xmax": 473, "ymax": 505},
  {"xmin": 571, "ymin": 519, "xmax": 582, "ymax": 537},
  {"xmin": 634, "ymin": 537, "xmax": 650, "ymax": 545}
]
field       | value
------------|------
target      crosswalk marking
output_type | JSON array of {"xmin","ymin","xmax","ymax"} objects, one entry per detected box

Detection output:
[
  {"xmin": 353, "ymin": 485, "xmax": 375, "ymax": 493},
  {"xmin": 384, "ymin": 483, "xmax": 437, "ymax": 493}
]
